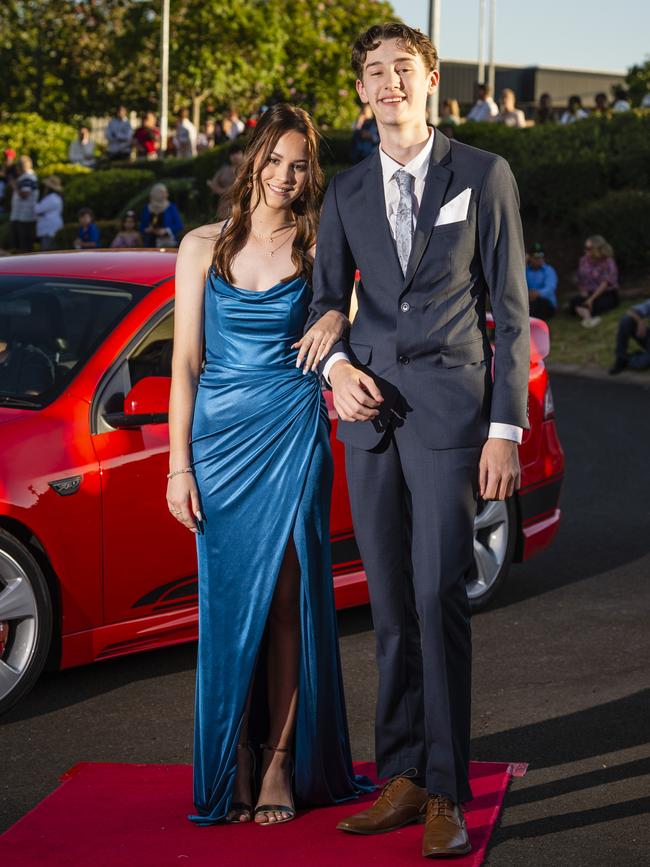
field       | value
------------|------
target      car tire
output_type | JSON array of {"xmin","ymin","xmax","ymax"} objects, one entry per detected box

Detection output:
[
  {"xmin": 0, "ymin": 529, "xmax": 53, "ymax": 715},
  {"xmin": 468, "ymin": 497, "xmax": 517, "ymax": 612}
]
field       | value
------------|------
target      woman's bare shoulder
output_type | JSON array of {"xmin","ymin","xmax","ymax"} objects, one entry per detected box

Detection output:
[
  {"xmin": 181, "ymin": 222, "xmax": 226, "ymax": 248},
  {"xmin": 177, "ymin": 222, "xmax": 225, "ymax": 264}
]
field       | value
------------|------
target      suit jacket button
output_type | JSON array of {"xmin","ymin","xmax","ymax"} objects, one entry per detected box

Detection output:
[
  {"xmin": 400, "ymin": 301, "xmax": 411, "ymax": 313},
  {"xmin": 399, "ymin": 355, "xmax": 410, "ymax": 365}
]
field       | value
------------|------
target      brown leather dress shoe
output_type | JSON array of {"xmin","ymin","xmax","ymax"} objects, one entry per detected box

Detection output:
[
  {"xmin": 336, "ymin": 775, "xmax": 428, "ymax": 835},
  {"xmin": 422, "ymin": 795, "xmax": 471, "ymax": 858}
]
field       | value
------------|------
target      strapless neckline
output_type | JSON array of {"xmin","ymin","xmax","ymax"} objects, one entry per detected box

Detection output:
[{"xmin": 210, "ymin": 266, "xmax": 305, "ymax": 296}]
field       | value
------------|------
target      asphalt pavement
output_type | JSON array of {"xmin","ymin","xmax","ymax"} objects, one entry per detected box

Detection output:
[{"xmin": 1, "ymin": 372, "xmax": 649, "ymax": 865}]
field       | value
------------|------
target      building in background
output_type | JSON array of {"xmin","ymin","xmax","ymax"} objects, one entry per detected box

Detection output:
[{"xmin": 439, "ymin": 61, "xmax": 626, "ymax": 115}]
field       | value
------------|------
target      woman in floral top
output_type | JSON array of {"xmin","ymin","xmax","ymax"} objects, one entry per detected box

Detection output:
[{"xmin": 570, "ymin": 235, "xmax": 619, "ymax": 327}]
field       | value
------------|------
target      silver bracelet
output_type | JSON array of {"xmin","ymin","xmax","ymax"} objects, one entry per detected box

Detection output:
[{"xmin": 167, "ymin": 467, "xmax": 194, "ymax": 480}]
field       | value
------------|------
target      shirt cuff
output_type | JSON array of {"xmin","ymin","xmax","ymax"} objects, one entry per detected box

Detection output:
[
  {"xmin": 488, "ymin": 422, "xmax": 523, "ymax": 444},
  {"xmin": 323, "ymin": 352, "xmax": 350, "ymax": 384}
]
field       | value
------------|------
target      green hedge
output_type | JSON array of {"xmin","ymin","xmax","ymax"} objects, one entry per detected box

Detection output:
[
  {"xmin": 36, "ymin": 163, "xmax": 92, "ymax": 183},
  {"xmin": 63, "ymin": 168, "xmax": 155, "ymax": 221},
  {"xmin": 321, "ymin": 130, "xmax": 355, "ymax": 165},
  {"xmin": 454, "ymin": 113, "xmax": 650, "ymax": 223},
  {"xmin": 0, "ymin": 113, "xmax": 77, "ymax": 167},
  {"xmin": 573, "ymin": 190, "xmax": 650, "ymax": 269},
  {"xmin": 96, "ymin": 157, "xmax": 170, "ymax": 178}
]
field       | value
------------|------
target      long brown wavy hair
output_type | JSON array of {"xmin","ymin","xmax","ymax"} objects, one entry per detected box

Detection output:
[{"xmin": 213, "ymin": 104, "xmax": 323, "ymax": 285}]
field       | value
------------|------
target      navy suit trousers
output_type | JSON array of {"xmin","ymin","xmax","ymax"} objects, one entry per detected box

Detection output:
[{"xmin": 345, "ymin": 420, "xmax": 479, "ymax": 804}]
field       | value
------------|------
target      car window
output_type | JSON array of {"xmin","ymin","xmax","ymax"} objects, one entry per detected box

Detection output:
[
  {"xmin": 92, "ymin": 306, "xmax": 174, "ymax": 434},
  {"xmin": 0, "ymin": 276, "xmax": 148, "ymax": 408},
  {"xmin": 128, "ymin": 312, "xmax": 174, "ymax": 386}
]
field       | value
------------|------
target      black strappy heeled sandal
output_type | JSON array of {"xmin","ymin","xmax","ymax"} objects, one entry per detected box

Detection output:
[
  {"xmin": 225, "ymin": 742, "xmax": 256, "ymax": 824},
  {"xmin": 254, "ymin": 744, "xmax": 296, "ymax": 826}
]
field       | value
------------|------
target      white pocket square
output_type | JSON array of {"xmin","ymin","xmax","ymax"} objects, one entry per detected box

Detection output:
[{"xmin": 434, "ymin": 187, "xmax": 472, "ymax": 226}]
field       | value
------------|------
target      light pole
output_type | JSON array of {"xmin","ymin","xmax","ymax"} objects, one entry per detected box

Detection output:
[
  {"xmin": 478, "ymin": 0, "xmax": 485, "ymax": 84},
  {"xmin": 487, "ymin": 0, "xmax": 496, "ymax": 95},
  {"xmin": 427, "ymin": 0, "xmax": 441, "ymax": 124},
  {"xmin": 160, "ymin": 0, "xmax": 170, "ymax": 155}
]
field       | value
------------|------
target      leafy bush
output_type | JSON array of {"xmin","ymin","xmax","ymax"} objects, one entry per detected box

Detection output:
[
  {"xmin": 36, "ymin": 163, "xmax": 92, "ymax": 183},
  {"xmin": 97, "ymin": 158, "xmax": 170, "ymax": 179},
  {"xmin": 321, "ymin": 130, "xmax": 355, "ymax": 165},
  {"xmin": 0, "ymin": 113, "xmax": 77, "ymax": 167},
  {"xmin": 573, "ymin": 190, "xmax": 650, "ymax": 270},
  {"xmin": 63, "ymin": 169, "xmax": 155, "ymax": 221}
]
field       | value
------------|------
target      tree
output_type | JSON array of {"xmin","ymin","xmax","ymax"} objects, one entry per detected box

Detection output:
[
  {"xmin": 0, "ymin": 1, "xmax": 158, "ymax": 120},
  {"xmin": 0, "ymin": 0, "xmax": 399, "ymax": 128},
  {"xmin": 276, "ymin": 0, "xmax": 395, "ymax": 128},
  {"xmin": 167, "ymin": 0, "xmax": 287, "ymax": 129},
  {"xmin": 625, "ymin": 57, "xmax": 650, "ymax": 106}
]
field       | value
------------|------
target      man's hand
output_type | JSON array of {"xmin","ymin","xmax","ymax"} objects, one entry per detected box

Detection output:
[
  {"xmin": 636, "ymin": 320, "xmax": 647, "ymax": 340},
  {"xmin": 479, "ymin": 438, "xmax": 520, "ymax": 500},
  {"xmin": 329, "ymin": 361, "xmax": 383, "ymax": 422},
  {"xmin": 528, "ymin": 290, "xmax": 539, "ymax": 301}
]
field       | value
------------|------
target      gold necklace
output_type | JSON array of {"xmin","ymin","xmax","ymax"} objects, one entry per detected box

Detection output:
[
  {"xmin": 264, "ymin": 230, "xmax": 295, "ymax": 257},
  {"xmin": 250, "ymin": 223, "xmax": 294, "ymax": 243}
]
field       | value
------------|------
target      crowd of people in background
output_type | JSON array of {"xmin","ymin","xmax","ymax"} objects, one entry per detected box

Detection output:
[
  {"xmin": 1, "ymin": 90, "xmax": 650, "ymax": 375},
  {"xmin": 0, "ymin": 100, "xmax": 259, "ymax": 254},
  {"xmin": 441, "ymin": 82, "xmax": 645, "ymax": 133}
]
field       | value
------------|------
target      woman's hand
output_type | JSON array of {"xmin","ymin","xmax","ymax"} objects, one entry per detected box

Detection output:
[
  {"xmin": 166, "ymin": 471, "xmax": 202, "ymax": 534},
  {"xmin": 293, "ymin": 310, "xmax": 350, "ymax": 373}
]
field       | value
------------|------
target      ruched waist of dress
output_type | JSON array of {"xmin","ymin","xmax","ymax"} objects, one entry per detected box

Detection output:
[{"xmin": 201, "ymin": 359, "xmax": 320, "ymax": 380}]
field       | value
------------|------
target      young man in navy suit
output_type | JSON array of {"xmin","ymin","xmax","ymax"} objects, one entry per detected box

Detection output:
[{"xmin": 303, "ymin": 22, "xmax": 529, "ymax": 858}]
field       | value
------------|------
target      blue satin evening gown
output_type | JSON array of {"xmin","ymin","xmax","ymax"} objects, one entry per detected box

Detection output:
[{"xmin": 188, "ymin": 267, "xmax": 370, "ymax": 825}]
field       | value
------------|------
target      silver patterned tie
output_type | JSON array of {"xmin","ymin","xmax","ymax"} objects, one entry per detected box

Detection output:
[{"xmin": 394, "ymin": 169, "xmax": 413, "ymax": 275}]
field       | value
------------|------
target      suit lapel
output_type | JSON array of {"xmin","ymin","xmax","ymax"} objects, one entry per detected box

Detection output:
[
  {"xmin": 402, "ymin": 131, "xmax": 452, "ymax": 291},
  {"xmin": 361, "ymin": 150, "xmax": 404, "ymax": 286}
]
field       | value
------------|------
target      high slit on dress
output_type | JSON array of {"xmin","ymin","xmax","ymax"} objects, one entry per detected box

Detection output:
[{"xmin": 188, "ymin": 268, "xmax": 371, "ymax": 825}]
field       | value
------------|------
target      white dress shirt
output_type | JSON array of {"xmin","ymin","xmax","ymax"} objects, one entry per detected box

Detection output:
[
  {"xmin": 323, "ymin": 128, "xmax": 523, "ymax": 444},
  {"xmin": 466, "ymin": 97, "xmax": 499, "ymax": 122}
]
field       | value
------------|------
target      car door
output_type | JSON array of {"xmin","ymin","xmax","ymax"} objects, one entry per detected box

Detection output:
[{"xmin": 91, "ymin": 305, "xmax": 198, "ymax": 626}]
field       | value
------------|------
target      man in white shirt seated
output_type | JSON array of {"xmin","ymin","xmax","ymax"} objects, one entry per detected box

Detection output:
[
  {"xmin": 465, "ymin": 83, "xmax": 498, "ymax": 122},
  {"xmin": 68, "ymin": 127, "xmax": 96, "ymax": 168}
]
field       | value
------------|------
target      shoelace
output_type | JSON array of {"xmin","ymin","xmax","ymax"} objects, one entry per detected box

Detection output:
[
  {"xmin": 371, "ymin": 770, "xmax": 417, "ymax": 807},
  {"xmin": 429, "ymin": 795, "xmax": 456, "ymax": 818}
]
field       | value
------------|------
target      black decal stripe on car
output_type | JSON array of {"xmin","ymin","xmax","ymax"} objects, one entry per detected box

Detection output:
[
  {"xmin": 518, "ymin": 477, "xmax": 563, "ymax": 526},
  {"xmin": 518, "ymin": 472, "xmax": 564, "ymax": 496},
  {"xmin": 331, "ymin": 535, "xmax": 361, "ymax": 571},
  {"xmin": 133, "ymin": 576, "xmax": 198, "ymax": 608}
]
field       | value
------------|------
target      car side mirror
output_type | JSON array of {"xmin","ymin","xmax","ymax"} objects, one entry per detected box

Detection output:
[{"xmin": 104, "ymin": 376, "xmax": 171, "ymax": 428}]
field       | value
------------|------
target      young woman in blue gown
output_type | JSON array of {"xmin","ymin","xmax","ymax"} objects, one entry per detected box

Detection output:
[{"xmin": 166, "ymin": 104, "xmax": 371, "ymax": 827}]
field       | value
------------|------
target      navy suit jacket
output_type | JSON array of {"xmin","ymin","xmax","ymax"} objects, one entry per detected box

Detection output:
[{"xmin": 307, "ymin": 130, "xmax": 530, "ymax": 451}]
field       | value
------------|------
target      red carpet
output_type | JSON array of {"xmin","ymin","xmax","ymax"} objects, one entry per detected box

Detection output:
[{"xmin": 0, "ymin": 761, "xmax": 525, "ymax": 866}]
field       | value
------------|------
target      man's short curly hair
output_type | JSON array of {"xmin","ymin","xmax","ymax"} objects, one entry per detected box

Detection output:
[{"xmin": 351, "ymin": 22, "xmax": 438, "ymax": 80}]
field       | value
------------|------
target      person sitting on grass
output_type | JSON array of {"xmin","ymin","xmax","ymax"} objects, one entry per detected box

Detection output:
[
  {"xmin": 569, "ymin": 235, "xmax": 619, "ymax": 328},
  {"xmin": 73, "ymin": 207, "xmax": 101, "ymax": 249},
  {"xmin": 110, "ymin": 210, "xmax": 143, "ymax": 248},
  {"xmin": 526, "ymin": 242, "xmax": 557, "ymax": 320},
  {"xmin": 609, "ymin": 298, "xmax": 650, "ymax": 375}
]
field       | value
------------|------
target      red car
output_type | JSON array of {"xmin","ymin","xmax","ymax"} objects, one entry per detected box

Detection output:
[{"xmin": 0, "ymin": 252, "xmax": 564, "ymax": 714}]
